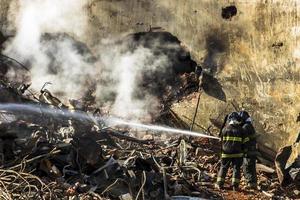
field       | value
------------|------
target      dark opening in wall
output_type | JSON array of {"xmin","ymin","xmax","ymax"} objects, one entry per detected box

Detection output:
[
  {"xmin": 128, "ymin": 31, "xmax": 198, "ymax": 73},
  {"xmin": 222, "ymin": 5, "xmax": 237, "ymax": 20},
  {"xmin": 125, "ymin": 31, "xmax": 200, "ymax": 105}
]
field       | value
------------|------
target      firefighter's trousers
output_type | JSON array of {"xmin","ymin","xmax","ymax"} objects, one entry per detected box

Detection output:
[
  {"xmin": 243, "ymin": 156, "xmax": 257, "ymax": 186},
  {"xmin": 217, "ymin": 157, "xmax": 243, "ymax": 187}
]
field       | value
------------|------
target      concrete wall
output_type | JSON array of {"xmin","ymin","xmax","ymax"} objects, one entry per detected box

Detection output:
[
  {"xmin": 0, "ymin": 0, "xmax": 9, "ymax": 31},
  {"xmin": 1, "ymin": 0, "xmax": 300, "ymax": 150}
]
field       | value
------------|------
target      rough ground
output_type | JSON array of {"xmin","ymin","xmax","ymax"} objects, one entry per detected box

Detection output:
[
  {"xmin": 0, "ymin": 83, "xmax": 298, "ymax": 199},
  {"xmin": 0, "ymin": 45, "xmax": 298, "ymax": 199},
  {"xmin": 0, "ymin": 123, "xmax": 298, "ymax": 199}
]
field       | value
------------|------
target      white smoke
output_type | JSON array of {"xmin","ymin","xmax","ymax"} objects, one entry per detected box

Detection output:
[
  {"xmin": 4, "ymin": 0, "xmax": 91, "ymax": 96},
  {"xmin": 3, "ymin": 0, "xmax": 172, "ymax": 121},
  {"xmin": 98, "ymin": 44, "xmax": 169, "ymax": 119}
]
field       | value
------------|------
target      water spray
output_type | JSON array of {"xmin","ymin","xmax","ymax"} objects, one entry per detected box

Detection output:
[
  {"xmin": 0, "ymin": 103, "xmax": 220, "ymax": 140},
  {"xmin": 107, "ymin": 117, "xmax": 219, "ymax": 140}
]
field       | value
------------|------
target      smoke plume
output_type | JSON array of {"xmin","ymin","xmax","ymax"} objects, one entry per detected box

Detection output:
[{"xmin": 3, "ymin": 0, "xmax": 173, "ymax": 121}]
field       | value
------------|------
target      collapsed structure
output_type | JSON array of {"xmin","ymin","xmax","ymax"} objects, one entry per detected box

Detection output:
[
  {"xmin": 0, "ymin": 0, "xmax": 300, "ymax": 199},
  {"xmin": 0, "ymin": 40, "xmax": 299, "ymax": 199}
]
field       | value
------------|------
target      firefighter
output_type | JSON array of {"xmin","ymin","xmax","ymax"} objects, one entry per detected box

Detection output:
[
  {"xmin": 215, "ymin": 112, "xmax": 247, "ymax": 191},
  {"xmin": 239, "ymin": 111, "xmax": 257, "ymax": 189}
]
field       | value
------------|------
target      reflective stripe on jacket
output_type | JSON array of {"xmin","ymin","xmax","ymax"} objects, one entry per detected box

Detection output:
[{"xmin": 221, "ymin": 123, "xmax": 245, "ymax": 156}]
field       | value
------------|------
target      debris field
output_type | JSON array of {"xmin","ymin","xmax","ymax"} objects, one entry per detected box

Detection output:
[{"xmin": 0, "ymin": 69, "xmax": 298, "ymax": 200}]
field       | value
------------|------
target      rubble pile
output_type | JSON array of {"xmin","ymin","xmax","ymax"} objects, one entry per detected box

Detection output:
[
  {"xmin": 0, "ymin": 115, "xmax": 298, "ymax": 200},
  {"xmin": 0, "ymin": 70, "xmax": 215, "ymax": 199},
  {"xmin": 0, "ymin": 59, "xmax": 298, "ymax": 199}
]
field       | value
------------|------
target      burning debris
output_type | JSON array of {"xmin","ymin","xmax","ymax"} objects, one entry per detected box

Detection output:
[
  {"xmin": 0, "ymin": 28, "xmax": 299, "ymax": 200},
  {"xmin": 0, "ymin": 66, "xmax": 298, "ymax": 200},
  {"xmin": 0, "ymin": 1, "xmax": 299, "ymax": 199},
  {"xmin": 0, "ymin": 76, "xmax": 213, "ymax": 200}
]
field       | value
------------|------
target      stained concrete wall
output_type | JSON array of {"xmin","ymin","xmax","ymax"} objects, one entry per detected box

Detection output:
[
  {"xmin": 1, "ymin": 0, "xmax": 300, "ymax": 151},
  {"xmin": 0, "ymin": 0, "xmax": 9, "ymax": 31}
]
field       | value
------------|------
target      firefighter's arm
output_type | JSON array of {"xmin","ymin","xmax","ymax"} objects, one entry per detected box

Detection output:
[
  {"xmin": 219, "ymin": 114, "xmax": 228, "ymax": 137},
  {"xmin": 242, "ymin": 127, "xmax": 250, "ymax": 155},
  {"xmin": 219, "ymin": 125, "xmax": 227, "ymax": 138}
]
